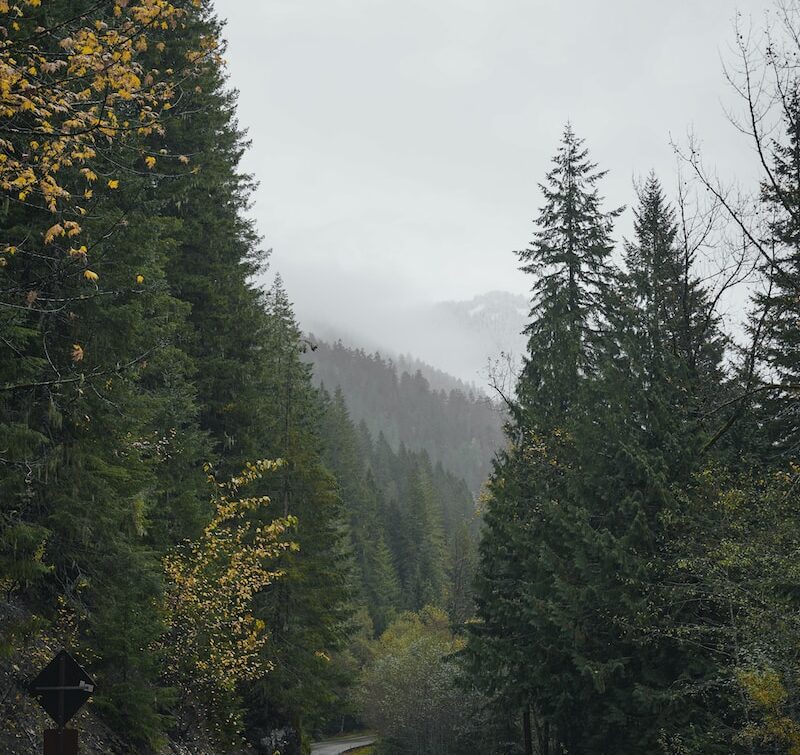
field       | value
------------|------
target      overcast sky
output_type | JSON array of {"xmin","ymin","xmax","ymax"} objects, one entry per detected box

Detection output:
[{"xmin": 213, "ymin": 0, "xmax": 773, "ymax": 346}]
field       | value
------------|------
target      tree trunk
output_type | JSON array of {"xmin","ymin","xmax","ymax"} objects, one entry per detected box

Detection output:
[{"xmin": 523, "ymin": 705, "xmax": 533, "ymax": 755}]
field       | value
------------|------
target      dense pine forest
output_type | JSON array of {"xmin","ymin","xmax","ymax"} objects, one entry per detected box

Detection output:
[
  {"xmin": 306, "ymin": 338, "xmax": 504, "ymax": 493},
  {"xmin": 3, "ymin": 1, "xmax": 800, "ymax": 755}
]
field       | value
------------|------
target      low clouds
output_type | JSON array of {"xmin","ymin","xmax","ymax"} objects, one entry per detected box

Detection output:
[{"xmin": 217, "ymin": 0, "xmax": 772, "ymax": 357}]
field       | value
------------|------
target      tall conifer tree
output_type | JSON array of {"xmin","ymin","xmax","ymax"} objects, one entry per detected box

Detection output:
[
  {"xmin": 516, "ymin": 123, "xmax": 622, "ymax": 426},
  {"xmin": 469, "ymin": 125, "xmax": 622, "ymax": 753},
  {"xmin": 245, "ymin": 279, "xmax": 353, "ymax": 747},
  {"xmin": 753, "ymin": 90, "xmax": 800, "ymax": 457},
  {"xmin": 320, "ymin": 388, "xmax": 401, "ymax": 634}
]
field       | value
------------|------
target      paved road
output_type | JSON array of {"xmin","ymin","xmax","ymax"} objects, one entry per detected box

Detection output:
[{"xmin": 310, "ymin": 734, "xmax": 375, "ymax": 755}]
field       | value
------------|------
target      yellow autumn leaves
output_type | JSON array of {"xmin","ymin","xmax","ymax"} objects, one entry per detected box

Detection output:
[
  {"xmin": 738, "ymin": 669, "xmax": 800, "ymax": 753},
  {"xmin": 160, "ymin": 460, "xmax": 296, "ymax": 702},
  {"xmin": 0, "ymin": 2, "xmax": 221, "ymax": 287},
  {"xmin": 41, "ymin": 221, "xmax": 96, "ymax": 282},
  {"xmin": 0, "ymin": 0, "xmax": 217, "ymax": 250},
  {"xmin": 43, "ymin": 221, "xmax": 81, "ymax": 245}
]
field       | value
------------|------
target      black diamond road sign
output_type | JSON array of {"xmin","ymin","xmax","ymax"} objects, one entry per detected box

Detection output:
[{"xmin": 29, "ymin": 650, "xmax": 95, "ymax": 727}]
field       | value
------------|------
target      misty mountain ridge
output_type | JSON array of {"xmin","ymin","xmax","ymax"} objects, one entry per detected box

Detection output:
[
  {"xmin": 300, "ymin": 290, "xmax": 529, "ymax": 391},
  {"xmin": 304, "ymin": 337, "xmax": 506, "ymax": 493},
  {"xmin": 437, "ymin": 290, "xmax": 529, "ymax": 336}
]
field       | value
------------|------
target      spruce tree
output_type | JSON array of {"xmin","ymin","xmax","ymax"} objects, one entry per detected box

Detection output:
[
  {"xmin": 245, "ymin": 279, "xmax": 353, "ymax": 746},
  {"xmin": 320, "ymin": 388, "xmax": 401, "ymax": 634},
  {"xmin": 560, "ymin": 174, "xmax": 724, "ymax": 751},
  {"xmin": 0, "ymin": 107, "xmax": 211, "ymax": 748},
  {"xmin": 516, "ymin": 123, "xmax": 622, "ymax": 426},
  {"xmin": 469, "ymin": 125, "xmax": 622, "ymax": 752},
  {"xmin": 753, "ymin": 89, "xmax": 800, "ymax": 458},
  {"xmin": 402, "ymin": 457, "xmax": 448, "ymax": 610}
]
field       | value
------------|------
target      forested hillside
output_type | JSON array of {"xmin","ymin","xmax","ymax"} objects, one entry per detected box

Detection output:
[
  {"xmin": 320, "ymin": 388, "xmax": 478, "ymax": 632},
  {"xmin": 0, "ymin": 1, "xmax": 350, "ymax": 749},
  {"xmin": 393, "ymin": 352, "xmax": 483, "ymax": 396},
  {"xmin": 0, "ymin": 5, "xmax": 481, "ymax": 753},
  {"xmin": 303, "ymin": 290, "xmax": 528, "ymax": 393},
  {"xmin": 307, "ymin": 338, "xmax": 505, "ymax": 492},
  {"xmin": 4, "ymin": 2, "xmax": 800, "ymax": 755}
]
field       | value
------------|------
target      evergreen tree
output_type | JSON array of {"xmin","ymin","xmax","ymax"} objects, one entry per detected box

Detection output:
[
  {"xmin": 470, "ymin": 165, "xmax": 730, "ymax": 752},
  {"xmin": 653, "ymin": 73, "xmax": 800, "ymax": 753},
  {"xmin": 753, "ymin": 88, "xmax": 800, "ymax": 459},
  {"xmin": 0, "ymin": 108, "xmax": 211, "ymax": 749},
  {"xmin": 469, "ymin": 126, "xmax": 625, "ymax": 752},
  {"xmin": 516, "ymin": 123, "xmax": 622, "ymax": 426},
  {"xmin": 245, "ymin": 279, "xmax": 353, "ymax": 747},
  {"xmin": 400, "ymin": 458, "xmax": 448, "ymax": 610},
  {"xmin": 158, "ymin": 4, "xmax": 267, "ymax": 473},
  {"xmin": 562, "ymin": 174, "xmax": 725, "ymax": 751},
  {"xmin": 0, "ymin": 4, "xmax": 355, "ymax": 748},
  {"xmin": 320, "ymin": 387, "xmax": 401, "ymax": 634},
  {"xmin": 446, "ymin": 521, "xmax": 478, "ymax": 628}
]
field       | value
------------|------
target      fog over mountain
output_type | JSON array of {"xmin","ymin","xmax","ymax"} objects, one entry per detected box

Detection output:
[
  {"xmin": 301, "ymin": 289, "xmax": 528, "ymax": 390},
  {"xmin": 6, "ymin": 3, "xmax": 800, "ymax": 755},
  {"xmin": 217, "ymin": 0, "xmax": 769, "ymax": 353}
]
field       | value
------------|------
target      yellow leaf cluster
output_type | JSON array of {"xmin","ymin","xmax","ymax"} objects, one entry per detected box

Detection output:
[
  {"xmin": 738, "ymin": 669, "xmax": 800, "ymax": 753},
  {"xmin": 0, "ymin": 0, "xmax": 220, "ymax": 246},
  {"xmin": 160, "ymin": 460, "xmax": 296, "ymax": 710}
]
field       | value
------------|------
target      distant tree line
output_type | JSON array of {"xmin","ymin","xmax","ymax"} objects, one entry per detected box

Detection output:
[{"xmin": 320, "ymin": 388, "xmax": 479, "ymax": 634}]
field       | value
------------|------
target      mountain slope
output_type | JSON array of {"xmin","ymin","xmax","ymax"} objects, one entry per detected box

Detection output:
[{"xmin": 305, "ymin": 338, "xmax": 505, "ymax": 493}]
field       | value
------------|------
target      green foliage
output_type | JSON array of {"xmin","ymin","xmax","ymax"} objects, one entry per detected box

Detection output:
[
  {"xmin": 320, "ymin": 391, "xmax": 402, "ymax": 633},
  {"xmin": 652, "ymin": 465, "xmax": 800, "ymax": 753},
  {"xmin": 469, "ymin": 126, "xmax": 624, "ymax": 751},
  {"xmin": 468, "ymin": 136, "xmax": 731, "ymax": 753},
  {"xmin": 751, "ymin": 88, "xmax": 800, "ymax": 460},
  {"xmin": 359, "ymin": 607, "xmax": 493, "ymax": 755},
  {"xmin": 0, "ymin": 2, "xmax": 353, "ymax": 750},
  {"xmin": 230, "ymin": 280, "xmax": 354, "ymax": 744},
  {"xmin": 0, "ymin": 115, "xmax": 211, "ymax": 749},
  {"xmin": 6, "ymin": 3, "xmax": 800, "ymax": 754},
  {"xmin": 319, "ymin": 383, "xmax": 479, "ymax": 629},
  {"xmin": 516, "ymin": 123, "xmax": 622, "ymax": 426}
]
